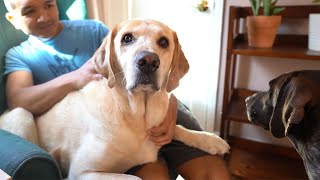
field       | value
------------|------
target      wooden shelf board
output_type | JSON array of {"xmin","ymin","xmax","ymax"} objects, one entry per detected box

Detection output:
[
  {"xmin": 232, "ymin": 34, "xmax": 320, "ymax": 60},
  {"xmin": 225, "ymin": 89, "xmax": 256, "ymax": 123},
  {"xmin": 233, "ymin": 5, "xmax": 320, "ymax": 19},
  {"xmin": 227, "ymin": 137, "xmax": 308, "ymax": 180}
]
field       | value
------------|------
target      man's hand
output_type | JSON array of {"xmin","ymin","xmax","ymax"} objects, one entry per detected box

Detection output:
[
  {"xmin": 72, "ymin": 59, "xmax": 103, "ymax": 89},
  {"xmin": 148, "ymin": 94, "xmax": 178, "ymax": 146}
]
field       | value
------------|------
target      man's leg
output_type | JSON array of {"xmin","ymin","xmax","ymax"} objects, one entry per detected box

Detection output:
[
  {"xmin": 130, "ymin": 159, "xmax": 170, "ymax": 180},
  {"xmin": 176, "ymin": 155, "xmax": 230, "ymax": 180}
]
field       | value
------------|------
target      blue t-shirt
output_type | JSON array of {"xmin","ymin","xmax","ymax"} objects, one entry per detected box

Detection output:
[{"xmin": 4, "ymin": 19, "xmax": 109, "ymax": 85}]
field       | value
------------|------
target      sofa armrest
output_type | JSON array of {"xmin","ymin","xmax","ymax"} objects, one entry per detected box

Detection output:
[{"xmin": 0, "ymin": 129, "xmax": 62, "ymax": 180}]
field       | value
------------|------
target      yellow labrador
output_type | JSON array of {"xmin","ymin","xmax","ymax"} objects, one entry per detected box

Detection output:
[{"xmin": 0, "ymin": 19, "xmax": 229, "ymax": 180}]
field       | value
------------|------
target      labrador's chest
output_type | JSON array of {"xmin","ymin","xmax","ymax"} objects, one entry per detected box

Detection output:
[
  {"xmin": 79, "ymin": 111, "xmax": 159, "ymax": 173},
  {"xmin": 78, "ymin": 81, "xmax": 163, "ymax": 171}
]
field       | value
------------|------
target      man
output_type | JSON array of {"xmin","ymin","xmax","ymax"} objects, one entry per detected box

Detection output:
[{"xmin": 3, "ymin": 0, "xmax": 230, "ymax": 179}]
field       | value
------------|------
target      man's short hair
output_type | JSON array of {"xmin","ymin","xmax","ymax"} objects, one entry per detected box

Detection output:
[{"xmin": 3, "ymin": 0, "xmax": 16, "ymax": 12}]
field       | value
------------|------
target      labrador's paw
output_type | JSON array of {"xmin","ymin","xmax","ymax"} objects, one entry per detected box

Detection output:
[{"xmin": 204, "ymin": 133, "xmax": 230, "ymax": 155}]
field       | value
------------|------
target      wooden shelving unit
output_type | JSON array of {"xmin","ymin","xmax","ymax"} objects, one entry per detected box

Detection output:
[
  {"xmin": 233, "ymin": 34, "xmax": 320, "ymax": 60},
  {"xmin": 221, "ymin": 5, "xmax": 320, "ymax": 179}
]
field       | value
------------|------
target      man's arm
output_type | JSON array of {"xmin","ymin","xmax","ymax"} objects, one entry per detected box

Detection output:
[
  {"xmin": 6, "ymin": 59, "xmax": 102, "ymax": 116},
  {"xmin": 148, "ymin": 94, "xmax": 177, "ymax": 146}
]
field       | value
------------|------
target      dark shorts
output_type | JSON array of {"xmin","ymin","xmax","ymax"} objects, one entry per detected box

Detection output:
[{"xmin": 126, "ymin": 101, "xmax": 209, "ymax": 178}]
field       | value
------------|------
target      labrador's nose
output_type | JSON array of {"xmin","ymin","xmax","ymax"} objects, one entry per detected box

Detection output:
[{"xmin": 135, "ymin": 51, "xmax": 160, "ymax": 73}]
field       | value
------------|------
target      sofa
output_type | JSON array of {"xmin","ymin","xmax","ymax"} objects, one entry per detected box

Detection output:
[{"xmin": 0, "ymin": 0, "xmax": 87, "ymax": 179}]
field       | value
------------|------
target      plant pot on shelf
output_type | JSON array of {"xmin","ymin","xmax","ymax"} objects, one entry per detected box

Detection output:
[
  {"xmin": 246, "ymin": 15, "xmax": 282, "ymax": 48},
  {"xmin": 309, "ymin": 13, "xmax": 320, "ymax": 51}
]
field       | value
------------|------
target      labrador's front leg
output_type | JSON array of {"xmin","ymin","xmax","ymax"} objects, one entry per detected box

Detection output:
[{"xmin": 174, "ymin": 125, "xmax": 230, "ymax": 155}]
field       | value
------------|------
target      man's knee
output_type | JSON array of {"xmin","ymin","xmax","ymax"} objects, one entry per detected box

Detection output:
[
  {"xmin": 177, "ymin": 155, "xmax": 231, "ymax": 180},
  {"xmin": 133, "ymin": 160, "xmax": 170, "ymax": 180}
]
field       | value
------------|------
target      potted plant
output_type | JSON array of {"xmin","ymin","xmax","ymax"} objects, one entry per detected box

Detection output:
[
  {"xmin": 309, "ymin": 0, "xmax": 320, "ymax": 51},
  {"xmin": 246, "ymin": 0, "xmax": 285, "ymax": 48}
]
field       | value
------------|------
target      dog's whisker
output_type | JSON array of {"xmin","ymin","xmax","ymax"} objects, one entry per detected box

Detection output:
[
  {"xmin": 110, "ymin": 71, "xmax": 126, "ymax": 86},
  {"xmin": 121, "ymin": 77, "xmax": 126, "ymax": 87},
  {"xmin": 111, "ymin": 71, "xmax": 126, "ymax": 86},
  {"xmin": 112, "ymin": 71, "xmax": 124, "ymax": 78}
]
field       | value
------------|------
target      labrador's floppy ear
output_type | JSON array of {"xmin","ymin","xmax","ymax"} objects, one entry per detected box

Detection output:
[
  {"xmin": 93, "ymin": 26, "xmax": 118, "ymax": 88},
  {"xmin": 269, "ymin": 72, "xmax": 296, "ymax": 138},
  {"xmin": 166, "ymin": 32, "xmax": 189, "ymax": 92},
  {"xmin": 282, "ymin": 77, "xmax": 312, "ymax": 136},
  {"xmin": 269, "ymin": 73, "xmax": 311, "ymax": 138}
]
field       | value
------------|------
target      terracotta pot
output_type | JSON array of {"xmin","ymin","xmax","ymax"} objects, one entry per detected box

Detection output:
[{"xmin": 246, "ymin": 16, "xmax": 282, "ymax": 48}]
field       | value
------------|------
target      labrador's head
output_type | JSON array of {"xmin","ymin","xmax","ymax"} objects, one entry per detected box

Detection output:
[
  {"xmin": 245, "ymin": 71, "xmax": 314, "ymax": 138},
  {"xmin": 92, "ymin": 19, "xmax": 189, "ymax": 94}
]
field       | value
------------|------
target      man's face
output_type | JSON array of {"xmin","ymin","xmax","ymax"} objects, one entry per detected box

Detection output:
[{"xmin": 6, "ymin": 0, "xmax": 62, "ymax": 38}]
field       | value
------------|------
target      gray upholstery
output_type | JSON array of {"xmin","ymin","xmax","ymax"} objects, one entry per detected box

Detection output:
[{"xmin": 0, "ymin": 1, "xmax": 27, "ymax": 114}]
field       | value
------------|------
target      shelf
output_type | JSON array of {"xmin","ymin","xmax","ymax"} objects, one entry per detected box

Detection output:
[
  {"xmin": 231, "ymin": 34, "xmax": 320, "ymax": 60},
  {"xmin": 234, "ymin": 5, "xmax": 320, "ymax": 19},
  {"xmin": 227, "ymin": 137, "xmax": 308, "ymax": 179},
  {"xmin": 225, "ymin": 88, "xmax": 256, "ymax": 123},
  {"xmin": 221, "ymin": 6, "xmax": 317, "ymax": 179}
]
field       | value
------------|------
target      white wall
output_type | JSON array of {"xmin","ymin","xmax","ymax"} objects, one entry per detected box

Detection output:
[
  {"xmin": 130, "ymin": 0, "xmax": 224, "ymax": 132},
  {"xmin": 216, "ymin": 0, "xmax": 320, "ymax": 146}
]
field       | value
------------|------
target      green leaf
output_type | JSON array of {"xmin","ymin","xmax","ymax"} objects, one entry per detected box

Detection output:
[
  {"xmin": 257, "ymin": 0, "xmax": 285, "ymax": 16},
  {"xmin": 262, "ymin": 0, "xmax": 271, "ymax": 16},
  {"xmin": 249, "ymin": 0, "xmax": 256, "ymax": 15},
  {"xmin": 270, "ymin": 0, "xmax": 276, "ymax": 9},
  {"xmin": 272, "ymin": 7, "xmax": 285, "ymax": 15},
  {"xmin": 249, "ymin": 0, "xmax": 261, "ymax": 16}
]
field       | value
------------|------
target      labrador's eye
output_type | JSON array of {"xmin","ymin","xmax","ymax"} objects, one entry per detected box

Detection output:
[
  {"xmin": 122, "ymin": 33, "xmax": 134, "ymax": 44},
  {"xmin": 158, "ymin": 37, "xmax": 169, "ymax": 48}
]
